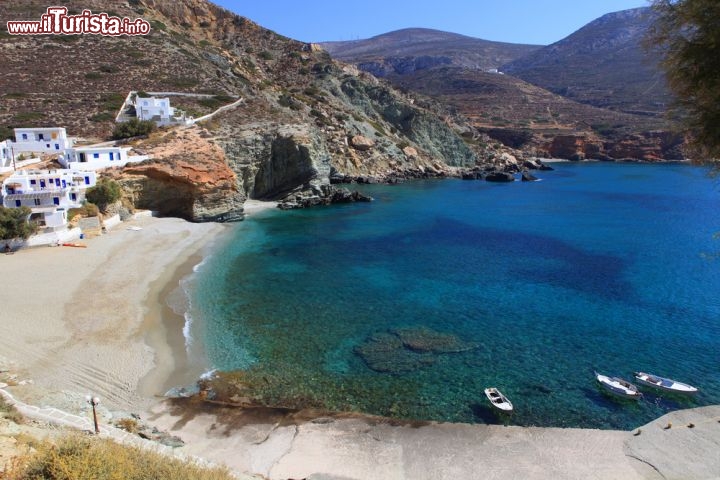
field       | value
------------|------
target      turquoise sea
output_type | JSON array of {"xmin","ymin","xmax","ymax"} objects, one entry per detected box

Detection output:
[{"xmin": 185, "ymin": 162, "xmax": 720, "ymax": 429}]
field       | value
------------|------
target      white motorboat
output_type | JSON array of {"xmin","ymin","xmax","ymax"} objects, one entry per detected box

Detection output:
[
  {"xmin": 633, "ymin": 372, "xmax": 698, "ymax": 395},
  {"xmin": 595, "ymin": 372, "xmax": 642, "ymax": 400},
  {"xmin": 484, "ymin": 387, "xmax": 513, "ymax": 412}
]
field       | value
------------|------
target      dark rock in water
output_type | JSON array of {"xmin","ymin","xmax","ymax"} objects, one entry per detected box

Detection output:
[
  {"xmin": 278, "ymin": 185, "xmax": 373, "ymax": 209},
  {"xmin": 521, "ymin": 171, "xmax": 539, "ymax": 182},
  {"xmin": 485, "ymin": 171, "xmax": 515, "ymax": 182},
  {"xmin": 461, "ymin": 171, "xmax": 481, "ymax": 180},
  {"xmin": 523, "ymin": 159, "xmax": 554, "ymax": 171},
  {"xmin": 354, "ymin": 332, "xmax": 436, "ymax": 374},
  {"xmin": 354, "ymin": 327, "xmax": 478, "ymax": 374},
  {"xmin": 537, "ymin": 161, "xmax": 554, "ymax": 171},
  {"xmin": 394, "ymin": 326, "xmax": 479, "ymax": 353}
]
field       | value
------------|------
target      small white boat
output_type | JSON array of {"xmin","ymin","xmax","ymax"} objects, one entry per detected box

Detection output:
[
  {"xmin": 634, "ymin": 372, "xmax": 698, "ymax": 395},
  {"xmin": 595, "ymin": 372, "xmax": 642, "ymax": 400},
  {"xmin": 484, "ymin": 387, "xmax": 513, "ymax": 412}
]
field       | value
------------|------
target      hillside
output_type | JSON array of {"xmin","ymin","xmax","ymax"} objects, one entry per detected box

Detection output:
[
  {"xmin": 0, "ymin": 0, "xmax": 520, "ymax": 221},
  {"xmin": 502, "ymin": 7, "xmax": 670, "ymax": 116},
  {"xmin": 319, "ymin": 12, "xmax": 681, "ymax": 160},
  {"xmin": 388, "ymin": 67, "xmax": 681, "ymax": 160},
  {"xmin": 389, "ymin": 67, "xmax": 662, "ymax": 133},
  {"xmin": 321, "ymin": 28, "xmax": 541, "ymax": 77}
]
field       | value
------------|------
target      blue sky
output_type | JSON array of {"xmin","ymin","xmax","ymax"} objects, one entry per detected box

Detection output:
[{"xmin": 212, "ymin": 0, "xmax": 650, "ymax": 45}]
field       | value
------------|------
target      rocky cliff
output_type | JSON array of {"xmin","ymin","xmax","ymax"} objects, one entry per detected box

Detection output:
[
  {"xmin": 106, "ymin": 127, "xmax": 244, "ymax": 222},
  {"xmin": 1, "ymin": 0, "xmax": 514, "ymax": 221},
  {"xmin": 541, "ymin": 131, "xmax": 685, "ymax": 161}
]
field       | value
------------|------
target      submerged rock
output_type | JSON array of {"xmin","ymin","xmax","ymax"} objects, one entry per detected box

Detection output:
[
  {"xmin": 354, "ymin": 327, "xmax": 478, "ymax": 374},
  {"xmin": 394, "ymin": 327, "xmax": 479, "ymax": 353},
  {"xmin": 354, "ymin": 332, "xmax": 437, "ymax": 374}
]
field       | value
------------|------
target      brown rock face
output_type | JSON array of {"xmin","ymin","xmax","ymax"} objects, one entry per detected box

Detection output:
[
  {"xmin": 544, "ymin": 131, "xmax": 684, "ymax": 161},
  {"xmin": 548, "ymin": 135, "xmax": 600, "ymax": 161},
  {"xmin": 109, "ymin": 127, "xmax": 244, "ymax": 222}
]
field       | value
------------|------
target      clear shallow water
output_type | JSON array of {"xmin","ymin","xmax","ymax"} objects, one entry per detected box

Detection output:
[{"xmin": 189, "ymin": 162, "xmax": 720, "ymax": 429}]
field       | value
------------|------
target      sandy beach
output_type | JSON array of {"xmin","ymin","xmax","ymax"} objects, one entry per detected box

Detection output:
[
  {"xmin": 0, "ymin": 214, "xmax": 228, "ymax": 412},
  {"xmin": 1, "ymin": 212, "xmax": 719, "ymax": 480}
]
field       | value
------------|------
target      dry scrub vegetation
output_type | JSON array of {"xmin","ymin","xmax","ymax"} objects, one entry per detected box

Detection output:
[{"xmin": 1, "ymin": 434, "xmax": 236, "ymax": 480}]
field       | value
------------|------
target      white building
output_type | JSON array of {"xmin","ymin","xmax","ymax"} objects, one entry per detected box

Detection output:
[
  {"xmin": 12, "ymin": 127, "xmax": 74, "ymax": 154},
  {"xmin": 2, "ymin": 169, "xmax": 97, "ymax": 230},
  {"xmin": 116, "ymin": 92, "xmax": 192, "ymax": 126},
  {"xmin": 0, "ymin": 140, "xmax": 11, "ymax": 171},
  {"xmin": 60, "ymin": 146, "xmax": 146, "ymax": 170},
  {"xmin": 135, "ymin": 96, "xmax": 191, "ymax": 126}
]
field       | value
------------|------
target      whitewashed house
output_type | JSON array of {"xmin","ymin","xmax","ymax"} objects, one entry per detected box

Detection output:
[
  {"xmin": 60, "ymin": 145, "xmax": 147, "ymax": 170},
  {"xmin": 12, "ymin": 127, "xmax": 74, "ymax": 154},
  {"xmin": 2, "ymin": 169, "xmax": 97, "ymax": 230},
  {"xmin": 136, "ymin": 96, "xmax": 191, "ymax": 126},
  {"xmin": 116, "ymin": 92, "xmax": 191, "ymax": 126}
]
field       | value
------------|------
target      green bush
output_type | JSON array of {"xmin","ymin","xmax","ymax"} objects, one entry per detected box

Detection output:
[
  {"xmin": 112, "ymin": 118, "xmax": 156, "ymax": 140},
  {"xmin": 0, "ymin": 206, "xmax": 36, "ymax": 240},
  {"xmin": 86, "ymin": 179, "xmax": 121, "ymax": 212}
]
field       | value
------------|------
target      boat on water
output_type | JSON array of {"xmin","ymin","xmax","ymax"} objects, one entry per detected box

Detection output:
[
  {"xmin": 633, "ymin": 372, "xmax": 698, "ymax": 395},
  {"xmin": 484, "ymin": 387, "xmax": 513, "ymax": 412},
  {"xmin": 595, "ymin": 372, "xmax": 642, "ymax": 400}
]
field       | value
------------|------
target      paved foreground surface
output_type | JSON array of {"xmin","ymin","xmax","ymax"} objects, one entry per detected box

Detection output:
[
  {"xmin": 4, "ymin": 385, "xmax": 718, "ymax": 480},
  {"xmin": 147, "ymin": 401, "xmax": 720, "ymax": 480}
]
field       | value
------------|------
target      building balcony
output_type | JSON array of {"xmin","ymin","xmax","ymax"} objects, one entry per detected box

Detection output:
[{"xmin": 3, "ymin": 188, "xmax": 69, "ymax": 200}]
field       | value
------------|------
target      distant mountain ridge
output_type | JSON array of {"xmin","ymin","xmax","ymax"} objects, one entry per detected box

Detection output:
[
  {"xmin": 502, "ymin": 7, "xmax": 670, "ymax": 115},
  {"xmin": 321, "ymin": 28, "xmax": 542, "ymax": 77}
]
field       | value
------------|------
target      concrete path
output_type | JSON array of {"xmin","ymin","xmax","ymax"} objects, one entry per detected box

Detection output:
[
  {"xmin": 146, "ymin": 401, "xmax": 720, "ymax": 480},
  {"xmin": 0, "ymin": 386, "xmax": 258, "ymax": 479}
]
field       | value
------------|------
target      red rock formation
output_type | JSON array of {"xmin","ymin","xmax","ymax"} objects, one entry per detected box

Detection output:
[{"xmin": 108, "ymin": 126, "xmax": 244, "ymax": 222}]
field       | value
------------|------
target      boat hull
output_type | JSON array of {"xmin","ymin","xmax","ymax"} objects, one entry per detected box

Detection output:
[
  {"xmin": 633, "ymin": 372, "xmax": 698, "ymax": 395},
  {"xmin": 595, "ymin": 372, "xmax": 642, "ymax": 400},
  {"xmin": 484, "ymin": 388, "xmax": 513, "ymax": 412}
]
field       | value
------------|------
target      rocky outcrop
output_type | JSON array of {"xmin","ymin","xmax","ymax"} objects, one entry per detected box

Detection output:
[
  {"xmin": 252, "ymin": 126, "xmax": 332, "ymax": 199},
  {"xmin": 485, "ymin": 171, "xmax": 515, "ymax": 182},
  {"xmin": 109, "ymin": 127, "xmax": 244, "ymax": 222},
  {"xmin": 350, "ymin": 135, "xmax": 375, "ymax": 151},
  {"xmin": 521, "ymin": 171, "xmax": 539, "ymax": 182},
  {"xmin": 339, "ymin": 78, "xmax": 477, "ymax": 167},
  {"xmin": 278, "ymin": 185, "xmax": 373, "ymax": 210}
]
